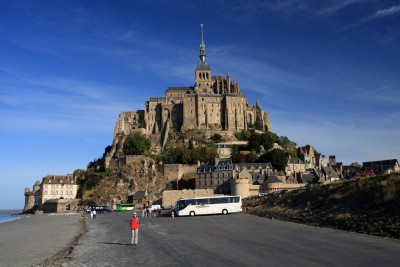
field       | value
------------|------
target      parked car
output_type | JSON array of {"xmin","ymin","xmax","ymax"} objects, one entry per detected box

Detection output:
[
  {"xmin": 95, "ymin": 207, "xmax": 113, "ymax": 213},
  {"xmin": 258, "ymin": 193, "xmax": 268, "ymax": 197},
  {"xmin": 87, "ymin": 206, "xmax": 112, "ymax": 214}
]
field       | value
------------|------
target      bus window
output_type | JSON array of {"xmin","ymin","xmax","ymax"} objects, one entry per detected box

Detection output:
[
  {"xmin": 219, "ymin": 197, "xmax": 228, "ymax": 204},
  {"xmin": 196, "ymin": 198, "xmax": 208, "ymax": 205},
  {"xmin": 187, "ymin": 199, "xmax": 196, "ymax": 206},
  {"xmin": 176, "ymin": 200, "xmax": 187, "ymax": 211},
  {"xmin": 232, "ymin": 197, "xmax": 240, "ymax": 203},
  {"xmin": 209, "ymin": 198, "xmax": 220, "ymax": 204}
]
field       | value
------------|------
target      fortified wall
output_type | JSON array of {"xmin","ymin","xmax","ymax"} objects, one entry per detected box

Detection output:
[
  {"xmin": 162, "ymin": 189, "xmax": 216, "ymax": 207},
  {"xmin": 163, "ymin": 163, "xmax": 199, "ymax": 181}
]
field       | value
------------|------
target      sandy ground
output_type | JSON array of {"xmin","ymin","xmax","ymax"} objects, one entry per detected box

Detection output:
[{"xmin": 0, "ymin": 213, "xmax": 84, "ymax": 267}]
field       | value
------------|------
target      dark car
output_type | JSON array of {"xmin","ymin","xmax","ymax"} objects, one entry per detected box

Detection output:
[
  {"xmin": 95, "ymin": 207, "xmax": 112, "ymax": 213},
  {"xmin": 87, "ymin": 206, "xmax": 112, "ymax": 214}
]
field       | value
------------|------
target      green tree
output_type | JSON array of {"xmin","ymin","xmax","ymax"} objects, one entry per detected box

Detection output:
[
  {"xmin": 286, "ymin": 148, "xmax": 297, "ymax": 158},
  {"xmin": 278, "ymin": 136, "xmax": 290, "ymax": 148},
  {"xmin": 258, "ymin": 149, "xmax": 287, "ymax": 171},
  {"xmin": 210, "ymin": 133, "xmax": 222, "ymax": 143},
  {"xmin": 123, "ymin": 133, "xmax": 151, "ymax": 155},
  {"xmin": 231, "ymin": 152, "xmax": 247, "ymax": 163},
  {"xmin": 254, "ymin": 120, "xmax": 263, "ymax": 131},
  {"xmin": 234, "ymin": 129, "xmax": 252, "ymax": 141},
  {"xmin": 248, "ymin": 132, "xmax": 262, "ymax": 152},
  {"xmin": 246, "ymin": 151, "xmax": 258, "ymax": 163}
]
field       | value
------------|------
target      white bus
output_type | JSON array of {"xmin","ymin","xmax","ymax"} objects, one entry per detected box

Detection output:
[{"xmin": 174, "ymin": 195, "xmax": 242, "ymax": 216}]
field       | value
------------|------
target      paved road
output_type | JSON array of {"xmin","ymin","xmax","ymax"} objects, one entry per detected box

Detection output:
[{"xmin": 67, "ymin": 211, "xmax": 400, "ymax": 267}]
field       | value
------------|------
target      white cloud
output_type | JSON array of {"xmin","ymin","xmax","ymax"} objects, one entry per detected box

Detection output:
[
  {"xmin": 374, "ymin": 5, "xmax": 400, "ymax": 18},
  {"xmin": 354, "ymin": 5, "xmax": 400, "ymax": 26}
]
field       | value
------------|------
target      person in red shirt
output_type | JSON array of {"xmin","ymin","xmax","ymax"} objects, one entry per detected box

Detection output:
[{"xmin": 130, "ymin": 212, "xmax": 140, "ymax": 245}]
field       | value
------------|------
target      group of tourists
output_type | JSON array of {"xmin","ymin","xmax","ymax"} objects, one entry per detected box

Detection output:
[
  {"xmin": 140, "ymin": 206, "xmax": 161, "ymax": 217},
  {"xmin": 90, "ymin": 209, "xmax": 96, "ymax": 219}
]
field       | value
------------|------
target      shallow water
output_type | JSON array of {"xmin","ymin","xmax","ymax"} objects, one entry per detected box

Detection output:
[{"xmin": 0, "ymin": 210, "xmax": 22, "ymax": 223}]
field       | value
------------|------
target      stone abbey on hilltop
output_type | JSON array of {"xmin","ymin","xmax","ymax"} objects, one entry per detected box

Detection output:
[{"xmin": 108, "ymin": 25, "xmax": 271, "ymax": 159}]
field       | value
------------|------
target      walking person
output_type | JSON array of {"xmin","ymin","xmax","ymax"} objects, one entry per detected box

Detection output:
[
  {"xmin": 130, "ymin": 212, "xmax": 140, "ymax": 246},
  {"xmin": 90, "ymin": 209, "xmax": 93, "ymax": 219},
  {"xmin": 171, "ymin": 208, "xmax": 175, "ymax": 222},
  {"xmin": 92, "ymin": 209, "xmax": 97, "ymax": 219}
]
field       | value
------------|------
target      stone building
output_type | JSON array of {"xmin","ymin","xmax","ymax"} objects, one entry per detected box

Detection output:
[
  {"xmin": 41, "ymin": 174, "xmax": 78, "ymax": 204},
  {"xmin": 23, "ymin": 174, "xmax": 79, "ymax": 213},
  {"xmin": 362, "ymin": 159, "xmax": 400, "ymax": 175},
  {"xmin": 196, "ymin": 159, "xmax": 234, "ymax": 194},
  {"xmin": 196, "ymin": 159, "xmax": 274, "ymax": 195},
  {"xmin": 107, "ymin": 25, "xmax": 271, "ymax": 161},
  {"xmin": 23, "ymin": 181, "xmax": 41, "ymax": 213},
  {"xmin": 196, "ymin": 158, "xmax": 318, "ymax": 198},
  {"xmin": 297, "ymin": 145, "xmax": 317, "ymax": 169}
]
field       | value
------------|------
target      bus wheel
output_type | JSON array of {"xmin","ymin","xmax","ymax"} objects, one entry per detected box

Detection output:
[
  {"xmin": 189, "ymin": 211, "xmax": 195, "ymax": 216},
  {"xmin": 222, "ymin": 209, "xmax": 228, "ymax": 215}
]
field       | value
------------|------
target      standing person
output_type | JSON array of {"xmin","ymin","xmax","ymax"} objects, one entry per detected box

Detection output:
[
  {"xmin": 92, "ymin": 209, "xmax": 97, "ymax": 219},
  {"xmin": 146, "ymin": 207, "xmax": 150, "ymax": 218},
  {"xmin": 171, "ymin": 208, "xmax": 175, "ymax": 222},
  {"xmin": 130, "ymin": 212, "xmax": 140, "ymax": 246},
  {"xmin": 90, "ymin": 209, "xmax": 93, "ymax": 219}
]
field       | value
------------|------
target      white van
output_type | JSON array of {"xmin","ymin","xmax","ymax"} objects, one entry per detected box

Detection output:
[{"xmin": 150, "ymin": 205, "xmax": 161, "ymax": 211}]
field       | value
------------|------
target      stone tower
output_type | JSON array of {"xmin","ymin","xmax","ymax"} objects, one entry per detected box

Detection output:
[{"xmin": 194, "ymin": 24, "xmax": 213, "ymax": 94}]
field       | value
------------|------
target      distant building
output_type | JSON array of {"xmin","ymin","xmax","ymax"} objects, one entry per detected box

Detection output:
[
  {"xmin": 297, "ymin": 145, "xmax": 317, "ymax": 169},
  {"xmin": 362, "ymin": 159, "xmax": 400, "ymax": 175},
  {"xmin": 24, "ymin": 174, "xmax": 78, "ymax": 213},
  {"xmin": 195, "ymin": 158, "xmax": 307, "ymax": 198},
  {"xmin": 41, "ymin": 174, "xmax": 78, "ymax": 204},
  {"xmin": 286, "ymin": 157, "xmax": 306, "ymax": 175},
  {"xmin": 196, "ymin": 159, "xmax": 234, "ymax": 194},
  {"xmin": 23, "ymin": 181, "xmax": 41, "ymax": 213}
]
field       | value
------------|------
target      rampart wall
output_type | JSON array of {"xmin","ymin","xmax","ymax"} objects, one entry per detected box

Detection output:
[{"xmin": 162, "ymin": 189, "xmax": 215, "ymax": 206}]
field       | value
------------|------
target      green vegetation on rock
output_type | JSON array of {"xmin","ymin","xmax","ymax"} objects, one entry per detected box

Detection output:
[{"xmin": 123, "ymin": 133, "xmax": 151, "ymax": 155}]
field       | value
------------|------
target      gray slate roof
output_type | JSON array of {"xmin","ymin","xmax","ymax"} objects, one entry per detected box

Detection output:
[{"xmin": 196, "ymin": 60, "xmax": 211, "ymax": 70}]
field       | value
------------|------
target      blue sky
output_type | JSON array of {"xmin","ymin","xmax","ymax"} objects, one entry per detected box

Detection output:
[{"xmin": 1, "ymin": 0, "xmax": 399, "ymax": 209}]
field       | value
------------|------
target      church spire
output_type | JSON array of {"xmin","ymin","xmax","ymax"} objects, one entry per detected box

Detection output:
[
  {"xmin": 199, "ymin": 24, "xmax": 206, "ymax": 63},
  {"xmin": 195, "ymin": 24, "xmax": 211, "ymax": 92},
  {"xmin": 196, "ymin": 24, "xmax": 210, "ymax": 71}
]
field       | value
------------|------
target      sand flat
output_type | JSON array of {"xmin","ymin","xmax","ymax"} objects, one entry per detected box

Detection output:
[{"xmin": 0, "ymin": 213, "xmax": 81, "ymax": 267}]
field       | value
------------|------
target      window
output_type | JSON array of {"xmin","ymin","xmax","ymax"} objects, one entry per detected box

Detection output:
[
  {"xmin": 219, "ymin": 197, "xmax": 228, "ymax": 204},
  {"xmin": 196, "ymin": 199, "xmax": 208, "ymax": 205},
  {"xmin": 209, "ymin": 198, "xmax": 220, "ymax": 204}
]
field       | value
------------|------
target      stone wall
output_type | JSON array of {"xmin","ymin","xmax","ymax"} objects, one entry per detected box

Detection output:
[
  {"xmin": 162, "ymin": 189, "xmax": 215, "ymax": 206},
  {"xmin": 42, "ymin": 199, "xmax": 79, "ymax": 213},
  {"xmin": 163, "ymin": 163, "xmax": 198, "ymax": 181},
  {"xmin": 262, "ymin": 183, "xmax": 304, "ymax": 193}
]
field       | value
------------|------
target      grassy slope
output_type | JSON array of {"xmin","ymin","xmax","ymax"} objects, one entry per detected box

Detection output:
[{"xmin": 244, "ymin": 173, "xmax": 400, "ymax": 239}]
